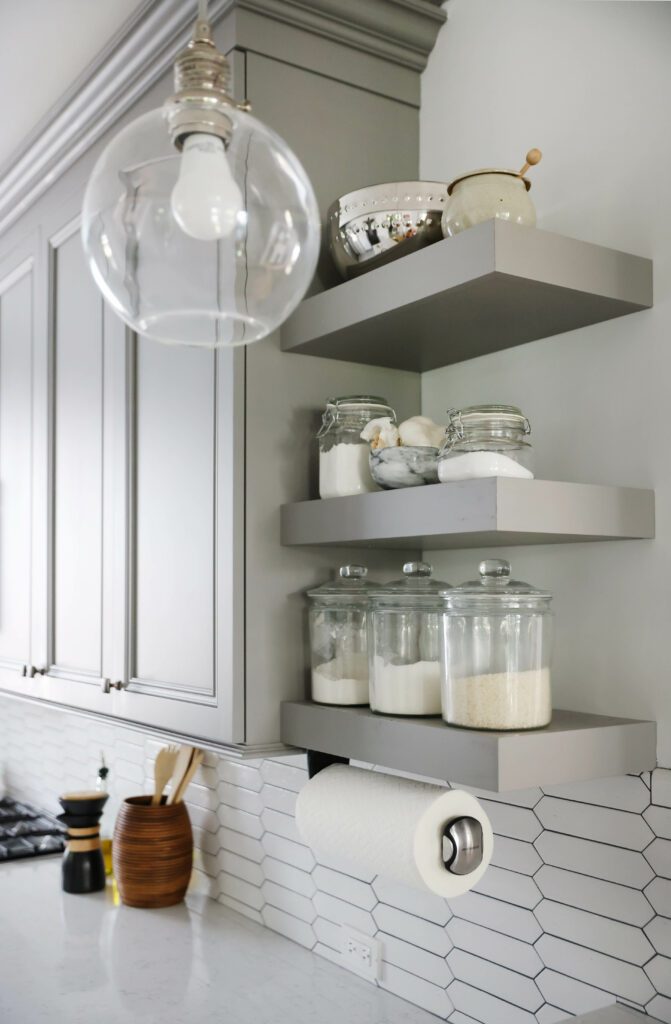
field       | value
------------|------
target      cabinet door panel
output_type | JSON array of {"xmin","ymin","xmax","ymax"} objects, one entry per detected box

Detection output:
[
  {"xmin": 132, "ymin": 339, "xmax": 214, "ymax": 694},
  {"xmin": 0, "ymin": 258, "xmax": 33, "ymax": 674},
  {"xmin": 121, "ymin": 339, "xmax": 244, "ymax": 746},
  {"xmin": 51, "ymin": 224, "xmax": 104, "ymax": 677}
]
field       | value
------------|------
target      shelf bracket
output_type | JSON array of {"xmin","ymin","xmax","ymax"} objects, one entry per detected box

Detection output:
[{"xmin": 307, "ymin": 750, "xmax": 349, "ymax": 779}]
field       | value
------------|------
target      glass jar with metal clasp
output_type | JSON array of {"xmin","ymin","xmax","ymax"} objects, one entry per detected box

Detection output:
[
  {"xmin": 317, "ymin": 395, "xmax": 396, "ymax": 499},
  {"xmin": 437, "ymin": 404, "xmax": 533, "ymax": 482}
]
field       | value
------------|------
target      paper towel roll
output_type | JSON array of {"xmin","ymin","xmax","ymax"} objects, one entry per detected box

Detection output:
[{"xmin": 295, "ymin": 765, "xmax": 493, "ymax": 898}]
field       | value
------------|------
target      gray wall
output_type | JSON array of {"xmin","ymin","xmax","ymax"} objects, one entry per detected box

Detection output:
[{"xmin": 420, "ymin": 0, "xmax": 671, "ymax": 766}]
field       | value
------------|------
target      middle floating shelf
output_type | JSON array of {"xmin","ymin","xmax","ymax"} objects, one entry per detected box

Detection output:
[{"xmin": 281, "ymin": 477, "xmax": 655, "ymax": 549}]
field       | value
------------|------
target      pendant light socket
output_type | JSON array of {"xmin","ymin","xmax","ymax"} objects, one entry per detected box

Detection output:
[{"xmin": 164, "ymin": 18, "xmax": 236, "ymax": 148}]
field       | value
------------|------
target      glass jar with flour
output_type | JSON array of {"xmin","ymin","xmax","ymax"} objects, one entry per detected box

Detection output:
[
  {"xmin": 318, "ymin": 395, "xmax": 395, "ymax": 498},
  {"xmin": 369, "ymin": 562, "xmax": 451, "ymax": 716},
  {"xmin": 441, "ymin": 559, "xmax": 553, "ymax": 730},
  {"xmin": 437, "ymin": 404, "xmax": 533, "ymax": 482},
  {"xmin": 308, "ymin": 565, "xmax": 378, "ymax": 706}
]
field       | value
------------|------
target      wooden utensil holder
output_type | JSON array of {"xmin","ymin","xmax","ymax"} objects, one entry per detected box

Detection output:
[{"xmin": 113, "ymin": 796, "xmax": 193, "ymax": 908}]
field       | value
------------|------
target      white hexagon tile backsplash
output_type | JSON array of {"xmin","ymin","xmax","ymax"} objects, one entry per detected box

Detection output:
[{"xmin": 1, "ymin": 695, "xmax": 670, "ymax": 1023}]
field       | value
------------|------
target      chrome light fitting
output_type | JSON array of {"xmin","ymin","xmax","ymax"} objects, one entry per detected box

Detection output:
[{"xmin": 81, "ymin": 0, "xmax": 320, "ymax": 348}]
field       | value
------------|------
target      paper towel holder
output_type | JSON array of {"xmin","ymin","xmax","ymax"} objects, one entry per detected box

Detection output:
[
  {"xmin": 442, "ymin": 816, "xmax": 484, "ymax": 875},
  {"xmin": 307, "ymin": 750, "xmax": 350, "ymax": 779}
]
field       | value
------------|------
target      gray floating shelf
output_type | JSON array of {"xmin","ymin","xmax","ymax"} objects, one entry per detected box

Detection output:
[
  {"xmin": 281, "ymin": 220, "xmax": 652, "ymax": 371},
  {"xmin": 281, "ymin": 702, "xmax": 657, "ymax": 793},
  {"xmin": 281, "ymin": 478, "xmax": 655, "ymax": 549}
]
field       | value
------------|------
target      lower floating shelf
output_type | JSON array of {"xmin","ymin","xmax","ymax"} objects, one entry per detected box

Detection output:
[
  {"xmin": 280, "ymin": 701, "xmax": 657, "ymax": 793},
  {"xmin": 281, "ymin": 478, "xmax": 655, "ymax": 549}
]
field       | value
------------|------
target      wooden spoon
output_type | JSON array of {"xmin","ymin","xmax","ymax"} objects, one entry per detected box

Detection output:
[
  {"xmin": 173, "ymin": 749, "xmax": 205, "ymax": 804},
  {"xmin": 166, "ymin": 745, "xmax": 194, "ymax": 805},
  {"xmin": 518, "ymin": 147, "xmax": 542, "ymax": 178},
  {"xmin": 151, "ymin": 745, "xmax": 180, "ymax": 806}
]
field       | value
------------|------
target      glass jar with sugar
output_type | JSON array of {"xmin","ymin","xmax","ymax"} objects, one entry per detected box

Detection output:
[
  {"xmin": 368, "ymin": 562, "xmax": 452, "ymax": 716},
  {"xmin": 317, "ymin": 395, "xmax": 396, "ymax": 498},
  {"xmin": 437, "ymin": 404, "xmax": 534, "ymax": 482},
  {"xmin": 442, "ymin": 559, "xmax": 553, "ymax": 730},
  {"xmin": 308, "ymin": 565, "xmax": 378, "ymax": 706}
]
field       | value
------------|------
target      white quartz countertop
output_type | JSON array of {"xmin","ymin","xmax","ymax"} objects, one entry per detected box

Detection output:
[{"xmin": 0, "ymin": 857, "xmax": 439, "ymax": 1024}]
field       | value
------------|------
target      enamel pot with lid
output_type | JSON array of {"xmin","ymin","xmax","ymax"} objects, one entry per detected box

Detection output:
[
  {"xmin": 441, "ymin": 559, "xmax": 553, "ymax": 731},
  {"xmin": 442, "ymin": 168, "xmax": 536, "ymax": 237}
]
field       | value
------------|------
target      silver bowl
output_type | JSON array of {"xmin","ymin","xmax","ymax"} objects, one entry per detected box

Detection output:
[
  {"xmin": 370, "ymin": 446, "xmax": 440, "ymax": 489},
  {"xmin": 328, "ymin": 181, "xmax": 449, "ymax": 280}
]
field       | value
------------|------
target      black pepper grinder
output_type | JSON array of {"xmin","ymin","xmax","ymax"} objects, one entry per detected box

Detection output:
[{"xmin": 58, "ymin": 792, "xmax": 108, "ymax": 894}]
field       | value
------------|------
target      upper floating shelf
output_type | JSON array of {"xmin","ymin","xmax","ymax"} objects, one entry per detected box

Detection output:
[
  {"xmin": 281, "ymin": 220, "xmax": 653, "ymax": 372},
  {"xmin": 281, "ymin": 702, "xmax": 657, "ymax": 792},
  {"xmin": 281, "ymin": 477, "xmax": 655, "ymax": 550}
]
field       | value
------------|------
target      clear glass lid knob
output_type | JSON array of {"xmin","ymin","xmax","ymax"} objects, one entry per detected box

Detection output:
[
  {"xmin": 403, "ymin": 562, "xmax": 433, "ymax": 578},
  {"xmin": 479, "ymin": 559, "xmax": 511, "ymax": 583},
  {"xmin": 340, "ymin": 565, "xmax": 368, "ymax": 579}
]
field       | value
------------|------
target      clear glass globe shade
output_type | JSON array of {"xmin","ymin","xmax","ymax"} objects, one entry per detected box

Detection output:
[{"xmin": 81, "ymin": 107, "xmax": 321, "ymax": 346}]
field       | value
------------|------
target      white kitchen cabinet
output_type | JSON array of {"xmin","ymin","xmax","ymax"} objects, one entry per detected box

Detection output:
[
  {"xmin": 0, "ymin": 236, "xmax": 37, "ymax": 682},
  {"xmin": 50, "ymin": 217, "xmax": 107, "ymax": 683},
  {"xmin": 0, "ymin": 204, "xmax": 126, "ymax": 719},
  {"xmin": 0, "ymin": 198, "xmax": 246, "ymax": 746},
  {"xmin": 118, "ymin": 337, "xmax": 245, "ymax": 743},
  {"xmin": 0, "ymin": 6, "xmax": 425, "ymax": 754}
]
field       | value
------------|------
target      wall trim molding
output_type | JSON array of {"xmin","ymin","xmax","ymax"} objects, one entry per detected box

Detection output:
[{"xmin": 0, "ymin": 0, "xmax": 445, "ymax": 239}]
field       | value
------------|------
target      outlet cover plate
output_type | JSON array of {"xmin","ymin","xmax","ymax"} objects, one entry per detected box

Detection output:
[{"xmin": 342, "ymin": 927, "xmax": 381, "ymax": 982}]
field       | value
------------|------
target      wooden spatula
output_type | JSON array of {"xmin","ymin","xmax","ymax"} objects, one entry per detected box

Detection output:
[
  {"xmin": 151, "ymin": 745, "xmax": 179, "ymax": 806},
  {"xmin": 166, "ymin": 745, "xmax": 194, "ymax": 805},
  {"xmin": 172, "ymin": 749, "xmax": 205, "ymax": 804}
]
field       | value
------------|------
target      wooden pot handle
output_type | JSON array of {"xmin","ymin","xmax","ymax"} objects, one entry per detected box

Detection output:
[{"xmin": 519, "ymin": 148, "xmax": 542, "ymax": 177}]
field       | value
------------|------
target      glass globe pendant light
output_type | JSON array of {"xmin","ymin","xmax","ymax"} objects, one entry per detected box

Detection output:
[{"xmin": 81, "ymin": 0, "xmax": 320, "ymax": 347}]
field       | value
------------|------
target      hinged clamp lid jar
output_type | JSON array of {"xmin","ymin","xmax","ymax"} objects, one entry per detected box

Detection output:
[
  {"xmin": 369, "ymin": 562, "xmax": 451, "ymax": 717},
  {"xmin": 441, "ymin": 559, "xmax": 553, "ymax": 730},
  {"xmin": 317, "ymin": 395, "xmax": 395, "ymax": 499},
  {"xmin": 437, "ymin": 404, "xmax": 533, "ymax": 482},
  {"xmin": 308, "ymin": 565, "xmax": 377, "ymax": 706}
]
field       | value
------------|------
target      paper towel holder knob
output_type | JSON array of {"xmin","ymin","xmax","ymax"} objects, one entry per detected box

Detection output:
[{"xmin": 442, "ymin": 816, "xmax": 484, "ymax": 875}]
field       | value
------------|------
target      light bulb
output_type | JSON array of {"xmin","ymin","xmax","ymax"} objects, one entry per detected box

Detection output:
[{"xmin": 171, "ymin": 133, "xmax": 243, "ymax": 241}]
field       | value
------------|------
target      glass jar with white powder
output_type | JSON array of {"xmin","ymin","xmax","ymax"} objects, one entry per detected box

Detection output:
[
  {"xmin": 442, "ymin": 559, "xmax": 553, "ymax": 731},
  {"xmin": 437, "ymin": 405, "xmax": 533, "ymax": 482},
  {"xmin": 318, "ymin": 396, "xmax": 395, "ymax": 498},
  {"xmin": 308, "ymin": 565, "xmax": 378, "ymax": 706},
  {"xmin": 369, "ymin": 562, "xmax": 451, "ymax": 716}
]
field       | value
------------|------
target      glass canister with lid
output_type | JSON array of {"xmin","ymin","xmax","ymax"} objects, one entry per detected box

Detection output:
[
  {"xmin": 441, "ymin": 559, "xmax": 553, "ymax": 731},
  {"xmin": 308, "ymin": 565, "xmax": 378, "ymax": 706},
  {"xmin": 368, "ymin": 562, "xmax": 451, "ymax": 716},
  {"xmin": 437, "ymin": 404, "xmax": 534, "ymax": 482},
  {"xmin": 318, "ymin": 395, "xmax": 396, "ymax": 498}
]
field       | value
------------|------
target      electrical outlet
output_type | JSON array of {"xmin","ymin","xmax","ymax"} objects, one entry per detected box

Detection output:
[{"xmin": 342, "ymin": 928, "xmax": 381, "ymax": 982}]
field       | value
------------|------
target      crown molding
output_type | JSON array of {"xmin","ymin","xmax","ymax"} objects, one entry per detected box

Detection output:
[
  {"xmin": 0, "ymin": 0, "xmax": 445, "ymax": 238},
  {"xmin": 236, "ymin": 0, "xmax": 446, "ymax": 72}
]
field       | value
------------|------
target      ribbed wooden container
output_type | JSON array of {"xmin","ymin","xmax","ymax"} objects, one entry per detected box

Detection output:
[{"xmin": 112, "ymin": 796, "xmax": 193, "ymax": 908}]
